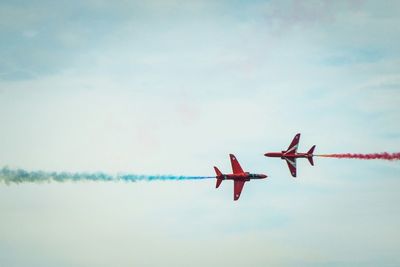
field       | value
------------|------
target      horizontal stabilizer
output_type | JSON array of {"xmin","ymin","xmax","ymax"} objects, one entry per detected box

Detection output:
[
  {"xmin": 214, "ymin": 166, "xmax": 222, "ymax": 177},
  {"xmin": 214, "ymin": 166, "xmax": 223, "ymax": 188},
  {"xmin": 216, "ymin": 178, "xmax": 223, "ymax": 188},
  {"xmin": 308, "ymin": 145, "xmax": 316, "ymax": 155},
  {"xmin": 307, "ymin": 145, "xmax": 315, "ymax": 166}
]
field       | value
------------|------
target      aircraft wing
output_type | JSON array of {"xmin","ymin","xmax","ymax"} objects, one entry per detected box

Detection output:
[
  {"xmin": 229, "ymin": 154, "xmax": 244, "ymax": 174},
  {"xmin": 284, "ymin": 157, "xmax": 297, "ymax": 177},
  {"xmin": 234, "ymin": 180, "xmax": 246, "ymax": 201},
  {"xmin": 285, "ymin": 133, "xmax": 300, "ymax": 154}
]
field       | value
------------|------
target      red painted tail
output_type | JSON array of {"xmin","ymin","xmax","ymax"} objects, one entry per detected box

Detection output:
[
  {"xmin": 307, "ymin": 145, "xmax": 315, "ymax": 166},
  {"xmin": 214, "ymin": 166, "xmax": 223, "ymax": 188},
  {"xmin": 214, "ymin": 166, "xmax": 222, "ymax": 176}
]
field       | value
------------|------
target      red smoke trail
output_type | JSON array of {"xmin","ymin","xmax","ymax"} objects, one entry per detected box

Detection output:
[{"xmin": 316, "ymin": 152, "xmax": 400, "ymax": 161}]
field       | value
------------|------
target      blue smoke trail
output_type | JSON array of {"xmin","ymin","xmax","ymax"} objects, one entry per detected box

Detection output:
[{"xmin": 0, "ymin": 167, "xmax": 213, "ymax": 185}]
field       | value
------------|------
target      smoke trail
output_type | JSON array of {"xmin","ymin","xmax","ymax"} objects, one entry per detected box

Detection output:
[
  {"xmin": 0, "ymin": 167, "xmax": 213, "ymax": 185},
  {"xmin": 315, "ymin": 152, "xmax": 400, "ymax": 161}
]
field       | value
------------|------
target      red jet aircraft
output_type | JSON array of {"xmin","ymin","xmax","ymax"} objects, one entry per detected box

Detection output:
[
  {"xmin": 264, "ymin": 133, "xmax": 315, "ymax": 177},
  {"xmin": 214, "ymin": 154, "xmax": 267, "ymax": 201}
]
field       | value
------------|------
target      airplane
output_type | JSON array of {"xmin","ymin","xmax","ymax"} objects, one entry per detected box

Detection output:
[
  {"xmin": 214, "ymin": 154, "xmax": 267, "ymax": 201},
  {"xmin": 264, "ymin": 133, "xmax": 315, "ymax": 177}
]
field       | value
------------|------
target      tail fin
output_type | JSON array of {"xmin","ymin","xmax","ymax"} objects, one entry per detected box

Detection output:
[
  {"xmin": 214, "ymin": 166, "xmax": 222, "ymax": 177},
  {"xmin": 307, "ymin": 145, "xmax": 315, "ymax": 166},
  {"xmin": 308, "ymin": 145, "xmax": 316, "ymax": 155},
  {"xmin": 216, "ymin": 178, "xmax": 223, "ymax": 188},
  {"xmin": 214, "ymin": 166, "xmax": 223, "ymax": 188}
]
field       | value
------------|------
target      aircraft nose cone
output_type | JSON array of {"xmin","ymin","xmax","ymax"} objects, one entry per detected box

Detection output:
[
  {"xmin": 261, "ymin": 174, "xmax": 267, "ymax": 178},
  {"xmin": 264, "ymin": 153, "xmax": 272, "ymax": 157}
]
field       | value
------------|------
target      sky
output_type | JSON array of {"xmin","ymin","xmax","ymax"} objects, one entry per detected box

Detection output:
[{"xmin": 0, "ymin": 0, "xmax": 400, "ymax": 266}]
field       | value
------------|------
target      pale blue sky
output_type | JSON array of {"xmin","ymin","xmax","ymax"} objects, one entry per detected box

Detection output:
[{"xmin": 0, "ymin": 1, "xmax": 400, "ymax": 266}]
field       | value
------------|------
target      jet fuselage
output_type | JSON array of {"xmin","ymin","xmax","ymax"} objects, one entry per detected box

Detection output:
[
  {"xmin": 264, "ymin": 152, "xmax": 313, "ymax": 159},
  {"xmin": 216, "ymin": 172, "xmax": 267, "ymax": 181}
]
